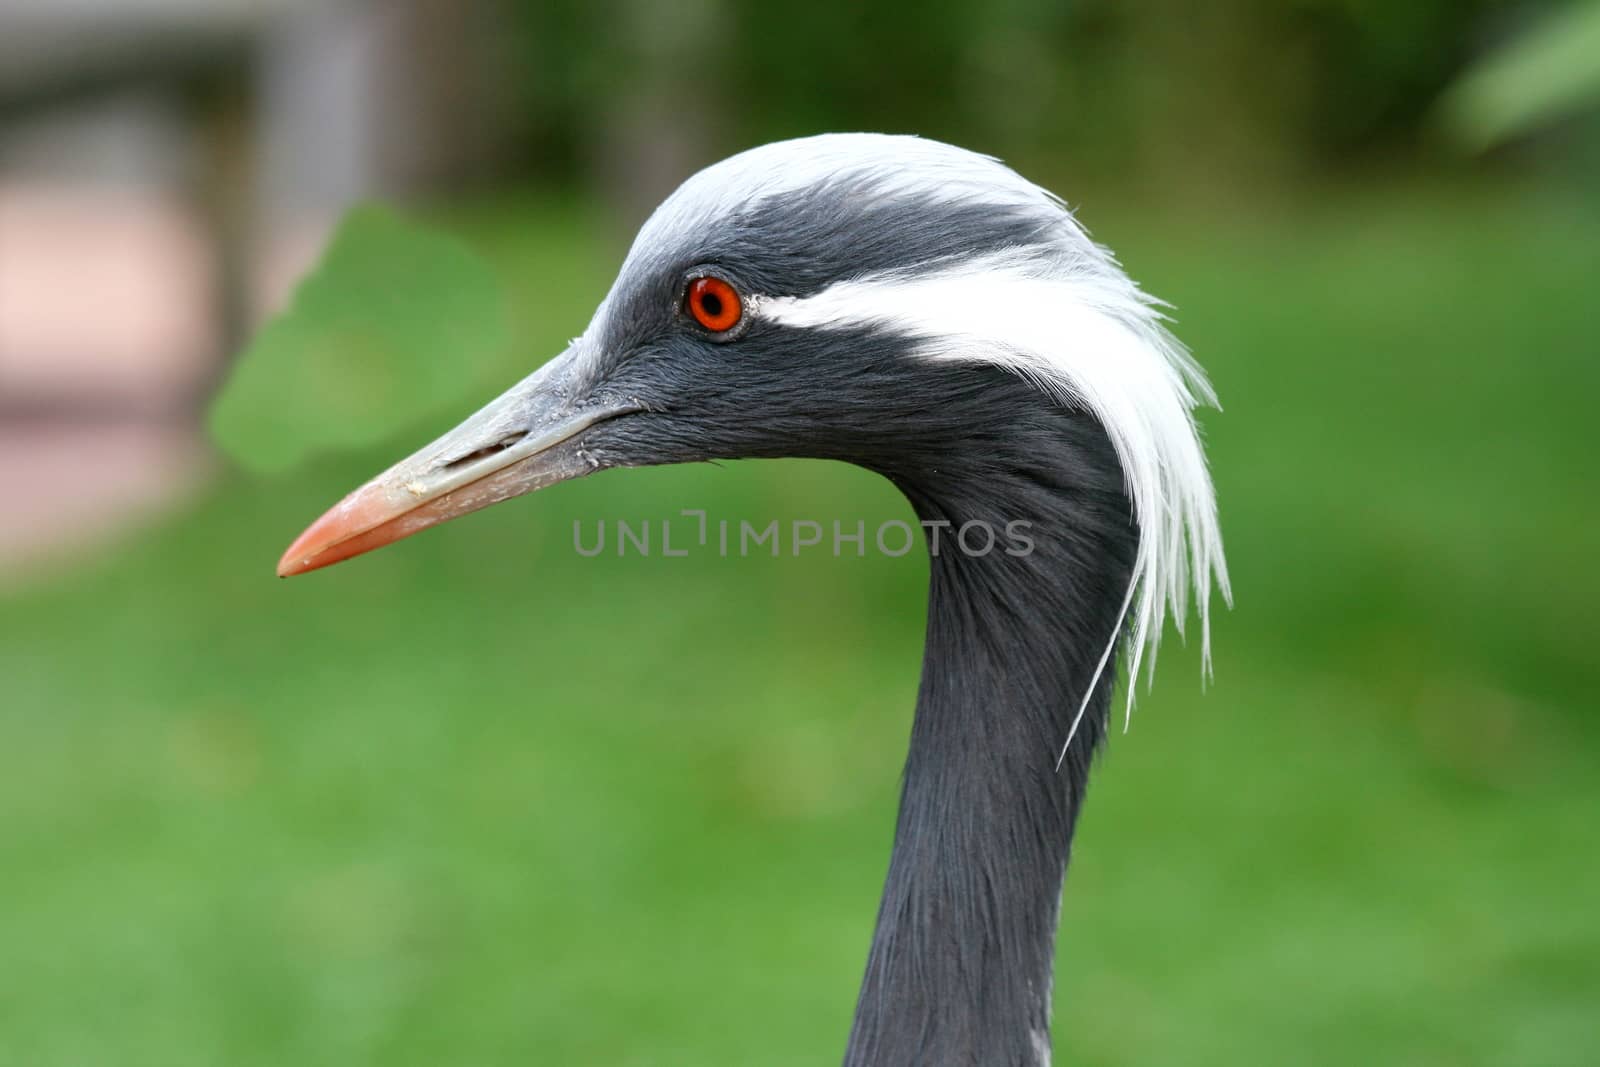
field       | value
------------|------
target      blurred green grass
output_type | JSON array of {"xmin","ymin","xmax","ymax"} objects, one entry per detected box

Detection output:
[{"xmin": 2, "ymin": 183, "xmax": 1598, "ymax": 1066}]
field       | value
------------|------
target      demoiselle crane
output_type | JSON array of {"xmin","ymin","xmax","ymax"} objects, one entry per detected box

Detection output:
[{"xmin": 278, "ymin": 133, "xmax": 1230, "ymax": 1066}]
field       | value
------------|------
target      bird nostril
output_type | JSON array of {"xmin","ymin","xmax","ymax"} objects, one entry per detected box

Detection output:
[{"xmin": 440, "ymin": 432, "xmax": 528, "ymax": 473}]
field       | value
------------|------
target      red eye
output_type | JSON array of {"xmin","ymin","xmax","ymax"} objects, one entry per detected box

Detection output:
[{"xmin": 686, "ymin": 276, "xmax": 742, "ymax": 333}]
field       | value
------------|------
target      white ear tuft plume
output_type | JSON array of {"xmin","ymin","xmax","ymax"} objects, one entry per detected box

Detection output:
[{"xmin": 753, "ymin": 151, "xmax": 1231, "ymax": 757}]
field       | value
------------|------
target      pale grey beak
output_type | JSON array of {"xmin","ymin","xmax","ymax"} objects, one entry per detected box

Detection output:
[{"xmin": 277, "ymin": 346, "xmax": 629, "ymax": 576}]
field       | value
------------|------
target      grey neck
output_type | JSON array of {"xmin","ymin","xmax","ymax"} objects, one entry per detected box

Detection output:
[{"xmin": 841, "ymin": 406, "xmax": 1136, "ymax": 1067}]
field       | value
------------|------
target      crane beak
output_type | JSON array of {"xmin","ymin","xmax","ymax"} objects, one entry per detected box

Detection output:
[{"xmin": 277, "ymin": 347, "xmax": 626, "ymax": 577}]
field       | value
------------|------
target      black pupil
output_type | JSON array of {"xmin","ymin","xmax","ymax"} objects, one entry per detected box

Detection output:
[{"xmin": 699, "ymin": 290, "xmax": 724, "ymax": 319}]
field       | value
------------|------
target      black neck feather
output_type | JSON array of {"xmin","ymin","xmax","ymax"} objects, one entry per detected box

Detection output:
[{"xmin": 841, "ymin": 380, "xmax": 1137, "ymax": 1067}]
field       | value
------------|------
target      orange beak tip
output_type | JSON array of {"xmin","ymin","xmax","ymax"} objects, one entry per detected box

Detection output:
[
  {"xmin": 275, "ymin": 487, "xmax": 383, "ymax": 579},
  {"xmin": 274, "ymin": 479, "xmax": 465, "ymax": 579}
]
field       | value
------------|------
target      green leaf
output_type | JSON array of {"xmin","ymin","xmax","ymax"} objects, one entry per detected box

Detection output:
[
  {"xmin": 209, "ymin": 205, "xmax": 511, "ymax": 473},
  {"xmin": 1439, "ymin": 0, "xmax": 1600, "ymax": 150}
]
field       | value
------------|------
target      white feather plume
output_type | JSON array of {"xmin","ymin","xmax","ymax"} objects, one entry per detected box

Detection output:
[
  {"xmin": 627, "ymin": 134, "xmax": 1231, "ymax": 755},
  {"xmin": 738, "ymin": 138, "xmax": 1231, "ymax": 751}
]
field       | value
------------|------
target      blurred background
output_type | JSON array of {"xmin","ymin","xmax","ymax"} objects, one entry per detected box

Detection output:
[{"xmin": 1, "ymin": 1, "xmax": 1597, "ymax": 1064}]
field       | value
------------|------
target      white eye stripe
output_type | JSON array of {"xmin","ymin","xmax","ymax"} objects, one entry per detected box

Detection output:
[{"xmin": 757, "ymin": 247, "xmax": 1230, "ymax": 746}]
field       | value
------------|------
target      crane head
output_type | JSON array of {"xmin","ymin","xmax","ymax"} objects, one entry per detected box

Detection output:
[{"xmin": 277, "ymin": 134, "xmax": 1228, "ymax": 686}]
